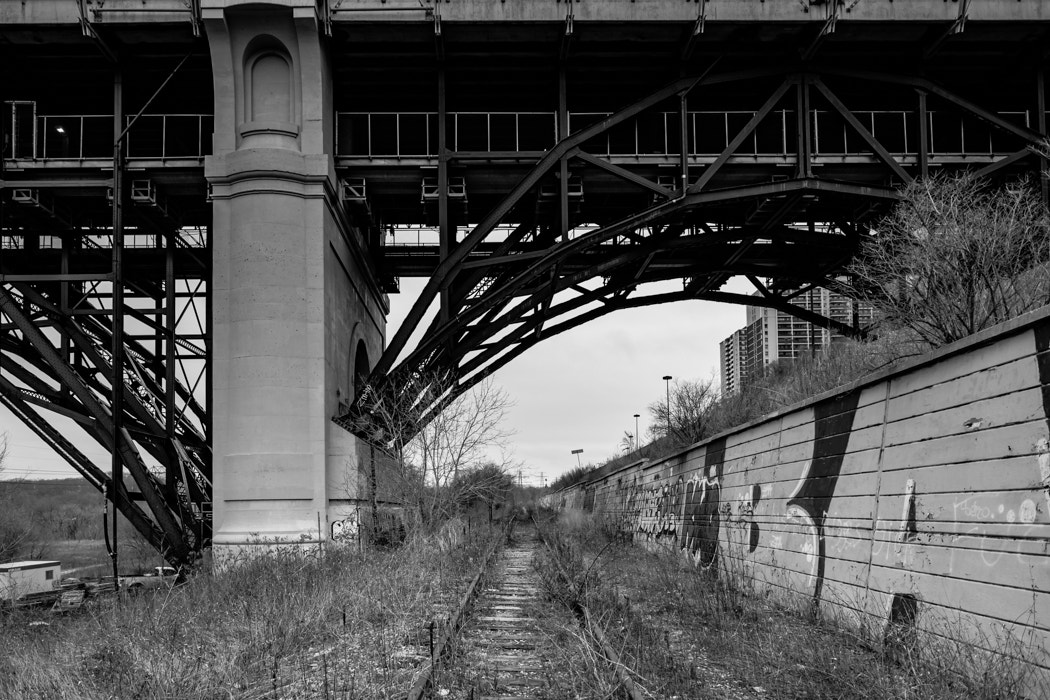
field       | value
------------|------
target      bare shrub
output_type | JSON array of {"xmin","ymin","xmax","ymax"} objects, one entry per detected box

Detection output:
[
  {"xmin": 646, "ymin": 376, "xmax": 719, "ymax": 448},
  {"xmin": 350, "ymin": 373, "xmax": 516, "ymax": 533},
  {"xmin": 849, "ymin": 173, "xmax": 1050, "ymax": 347}
]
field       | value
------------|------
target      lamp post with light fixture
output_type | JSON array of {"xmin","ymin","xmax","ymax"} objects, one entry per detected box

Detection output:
[{"xmin": 662, "ymin": 375, "xmax": 672, "ymax": 439}]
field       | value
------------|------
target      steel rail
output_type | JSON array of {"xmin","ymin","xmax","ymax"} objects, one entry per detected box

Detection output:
[
  {"xmin": 532, "ymin": 514, "xmax": 645, "ymax": 700},
  {"xmin": 404, "ymin": 519, "xmax": 513, "ymax": 700}
]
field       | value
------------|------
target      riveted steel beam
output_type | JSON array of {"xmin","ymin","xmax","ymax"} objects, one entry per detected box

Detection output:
[
  {"xmin": 811, "ymin": 77, "xmax": 912, "ymax": 184},
  {"xmin": 376, "ymin": 68, "xmax": 722, "ymax": 376}
]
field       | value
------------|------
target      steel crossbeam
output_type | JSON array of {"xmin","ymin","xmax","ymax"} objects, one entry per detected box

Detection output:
[{"xmin": 341, "ymin": 60, "xmax": 1047, "ymax": 440}]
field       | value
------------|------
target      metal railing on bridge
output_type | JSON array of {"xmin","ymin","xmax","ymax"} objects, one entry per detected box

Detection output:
[
  {"xmin": 1, "ymin": 226, "xmax": 208, "ymax": 251},
  {"xmin": 4, "ymin": 103, "xmax": 1031, "ymax": 162},
  {"xmin": 3, "ymin": 102, "xmax": 212, "ymax": 161},
  {"xmin": 336, "ymin": 108, "xmax": 1033, "ymax": 159}
]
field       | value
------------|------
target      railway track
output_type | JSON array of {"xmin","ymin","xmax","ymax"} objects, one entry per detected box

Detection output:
[
  {"xmin": 409, "ymin": 516, "xmax": 644, "ymax": 700},
  {"xmin": 442, "ymin": 522, "xmax": 547, "ymax": 699}
]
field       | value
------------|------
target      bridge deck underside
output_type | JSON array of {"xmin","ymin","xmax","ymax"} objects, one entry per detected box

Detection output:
[
  {"xmin": 2, "ymin": 7, "xmax": 1050, "ymax": 558},
  {"xmin": 330, "ymin": 17, "xmax": 1050, "ymax": 433}
]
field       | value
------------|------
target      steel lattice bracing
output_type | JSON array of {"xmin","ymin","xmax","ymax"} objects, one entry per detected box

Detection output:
[
  {"xmin": 1, "ymin": 29, "xmax": 214, "ymax": 564},
  {"xmin": 0, "ymin": 222, "xmax": 211, "ymax": 565},
  {"xmin": 336, "ymin": 63, "xmax": 1046, "ymax": 435}
]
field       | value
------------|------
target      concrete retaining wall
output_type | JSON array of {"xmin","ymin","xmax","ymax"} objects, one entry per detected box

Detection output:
[{"xmin": 545, "ymin": 307, "xmax": 1050, "ymax": 692}]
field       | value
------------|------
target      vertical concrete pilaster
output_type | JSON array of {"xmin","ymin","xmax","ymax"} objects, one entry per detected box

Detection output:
[{"xmin": 202, "ymin": 0, "xmax": 386, "ymax": 563}]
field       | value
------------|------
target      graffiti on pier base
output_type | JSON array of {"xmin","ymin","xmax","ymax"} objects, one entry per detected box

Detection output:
[{"xmin": 331, "ymin": 512, "xmax": 360, "ymax": 542}]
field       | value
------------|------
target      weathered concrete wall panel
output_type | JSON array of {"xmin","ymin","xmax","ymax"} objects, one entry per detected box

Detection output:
[{"xmin": 548, "ymin": 309, "xmax": 1050, "ymax": 693}]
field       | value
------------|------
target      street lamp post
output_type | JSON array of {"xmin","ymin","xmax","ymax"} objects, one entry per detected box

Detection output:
[
  {"xmin": 571, "ymin": 448, "xmax": 583, "ymax": 469},
  {"xmin": 662, "ymin": 375, "xmax": 672, "ymax": 438},
  {"xmin": 633, "ymin": 413, "xmax": 640, "ymax": 452}
]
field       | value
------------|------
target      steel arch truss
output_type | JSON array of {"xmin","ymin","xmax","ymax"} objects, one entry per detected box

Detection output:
[
  {"xmin": 338, "ymin": 66, "xmax": 1047, "ymax": 436},
  {"xmin": 0, "ymin": 225, "xmax": 211, "ymax": 566}
]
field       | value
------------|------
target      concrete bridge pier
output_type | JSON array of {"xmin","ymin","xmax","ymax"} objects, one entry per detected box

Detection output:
[{"xmin": 202, "ymin": 0, "xmax": 387, "ymax": 564}]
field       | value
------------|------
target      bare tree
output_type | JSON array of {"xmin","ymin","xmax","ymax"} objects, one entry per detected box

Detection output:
[
  {"xmin": 849, "ymin": 173, "xmax": 1050, "ymax": 347},
  {"xmin": 646, "ymin": 377, "xmax": 719, "ymax": 447},
  {"xmin": 450, "ymin": 462, "xmax": 514, "ymax": 519},
  {"xmin": 350, "ymin": 374, "xmax": 515, "ymax": 531},
  {"xmin": 409, "ymin": 379, "xmax": 515, "ymax": 525},
  {"xmin": 618, "ymin": 431, "xmax": 635, "ymax": 455}
]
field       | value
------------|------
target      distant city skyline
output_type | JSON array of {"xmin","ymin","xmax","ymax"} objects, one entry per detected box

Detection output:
[{"xmin": 719, "ymin": 287, "xmax": 875, "ymax": 396}]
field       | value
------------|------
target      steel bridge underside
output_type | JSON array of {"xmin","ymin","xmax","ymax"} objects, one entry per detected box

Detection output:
[
  {"xmin": 2, "ymin": 1, "xmax": 1049, "ymax": 560},
  {"xmin": 334, "ymin": 11, "xmax": 1050, "ymax": 432}
]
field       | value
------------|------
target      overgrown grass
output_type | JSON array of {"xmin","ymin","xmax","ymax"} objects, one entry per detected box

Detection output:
[
  {"xmin": 533, "ymin": 511, "xmax": 700, "ymax": 698},
  {"xmin": 536, "ymin": 511, "xmax": 1043, "ymax": 700},
  {"xmin": 0, "ymin": 525, "xmax": 501, "ymax": 700}
]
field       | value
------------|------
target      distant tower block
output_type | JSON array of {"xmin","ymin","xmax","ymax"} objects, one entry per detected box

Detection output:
[{"xmin": 202, "ymin": 0, "xmax": 387, "ymax": 564}]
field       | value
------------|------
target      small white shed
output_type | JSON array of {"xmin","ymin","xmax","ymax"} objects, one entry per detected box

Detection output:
[{"xmin": 0, "ymin": 561, "xmax": 61, "ymax": 602}]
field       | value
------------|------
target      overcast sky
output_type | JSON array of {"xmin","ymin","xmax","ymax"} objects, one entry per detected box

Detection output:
[
  {"xmin": 0, "ymin": 276, "xmax": 754, "ymax": 485},
  {"xmin": 388, "ymin": 276, "xmax": 754, "ymax": 486}
]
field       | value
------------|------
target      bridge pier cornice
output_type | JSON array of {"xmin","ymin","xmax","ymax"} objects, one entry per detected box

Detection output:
[{"xmin": 202, "ymin": 1, "xmax": 384, "ymax": 564}]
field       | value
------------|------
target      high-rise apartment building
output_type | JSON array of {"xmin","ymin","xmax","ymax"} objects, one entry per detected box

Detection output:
[{"xmin": 719, "ymin": 288, "xmax": 874, "ymax": 396}]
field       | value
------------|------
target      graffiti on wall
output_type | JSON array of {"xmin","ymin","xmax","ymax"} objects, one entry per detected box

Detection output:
[
  {"xmin": 637, "ymin": 477, "xmax": 682, "ymax": 537},
  {"xmin": 783, "ymin": 390, "xmax": 861, "ymax": 603},
  {"xmin": 551, "ymin": 315, "xmax": 1050, "ymax": 690},
  {"xmin": 724, "ymin": 482, "xmax": 761, "ymax": 554},
  {"xmin": 612, "ymin": 392, "xmax": 861, "ymax": 595},
  {"xmin": 601, "ymin": 324, "xmax": 1050, "ymax": 599},
  {"xmin": 1033, "ymin": 322, "xmax": 1050, "ymax": 517},
  {"xmin": 583, "ymin": 486, "xmax": 596, "ymax": 513},
  {"xmin": 620, "ymin": 477, "xmax": 641, "ymax": 533},
  {"xmin": 682, "ymin": 437, "xmax": 726, "ymax": 570}
]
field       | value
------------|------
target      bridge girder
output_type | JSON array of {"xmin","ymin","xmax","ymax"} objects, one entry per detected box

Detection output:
[
  {"xmin": 0, "ymin": 196, "xmax": 211, "ymax": 565},
  {"xmin": 339, "ymin": 65, "xmax": 1046, "ymax": 438}
]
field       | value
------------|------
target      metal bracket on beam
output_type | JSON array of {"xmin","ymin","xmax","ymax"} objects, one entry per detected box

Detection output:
[
  {"xmin": 317, "ymin": 0, "xmax": 331, "ymax": 37},
  {"xmin": 11, "ymin": 188, "xmax": 71, "ymax": 228},
  {"xmin": 951, "ymin": 0, "xmax": 971, "ymax": 36},
  {"xmin": 802, "ymin": 2, "xmax": 839, "ymax": 61},
  {"xmin": 129, "ymin": 179, "xmax": 172, "ymax": 219},
  {"xmin": 681, "ymin": 0, "xmax": 707, "ymax": 62},
  {"xmin": 75, "ymin": 0, "xmax": 117, "ymax": 63},
  {"xmin": 432, "ymin": 1, "xmax": 444, "ymax": 59},
  {"xmin": 560, "ymin": 4, "xmax": 575, "ymax": 62},
  {"xmin": 189, "ymin": 0, "xmax": 203, "ymax": 37},
  {"xmin": 924, "ymin": 0, "xmax": 969, "ymax": 60}
]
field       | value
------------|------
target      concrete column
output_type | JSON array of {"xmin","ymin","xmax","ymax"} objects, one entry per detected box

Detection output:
[{"xmin": 202, "ymin": 0, "xmax": 387, "ymax": 563}]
